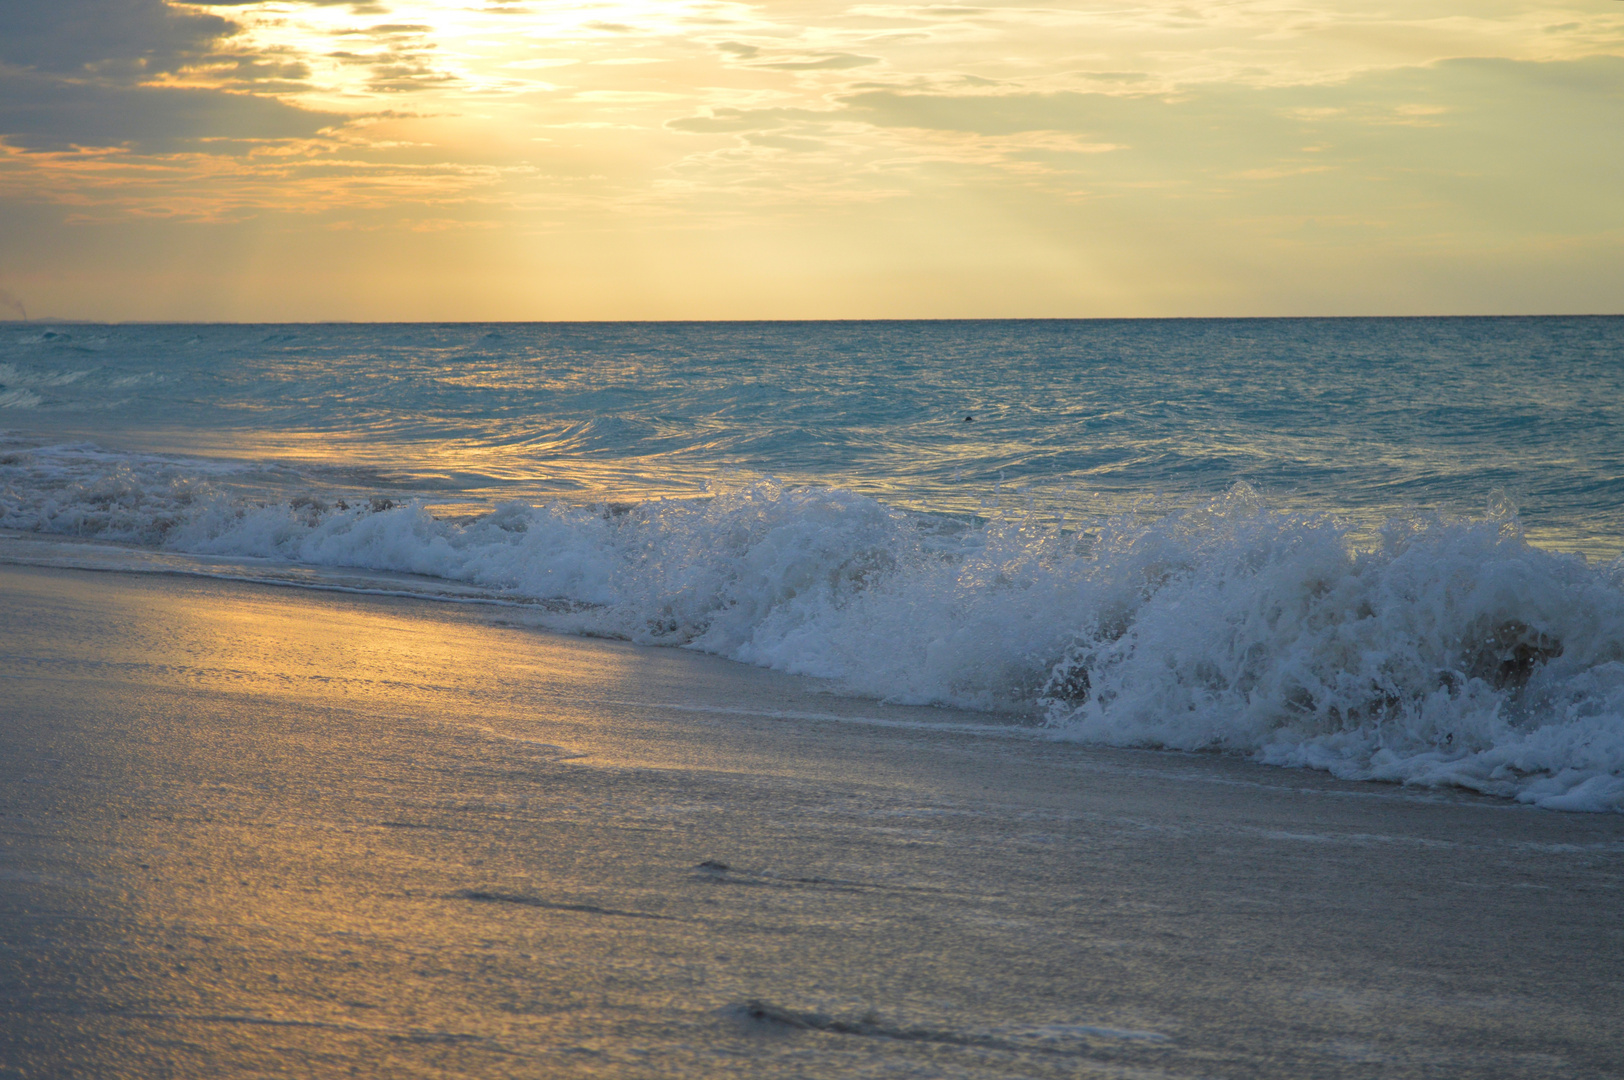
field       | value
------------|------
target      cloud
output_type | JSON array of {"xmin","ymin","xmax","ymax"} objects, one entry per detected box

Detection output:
[
  {"xmin": 666, "ymin": 107, "xmax": 835, "ymax": 134},
  {"xmin": 4, "ymin": 0, "xmax": 1622, "ymax": 320},
  {"xmin": 744, "ymin": 132, "xmax": 826, "ymax": 151},
  {"xmin": 0, "ymin": 0, "xmax": 236, "ymax": 81},
  {"xmin": 836, "ymin": 55, "xmax": 1624, "ymax": 149},
  {"xmin": 756, "ymin": 53, "xmax": 881, "ymax": 71},
  {"xmin": 837, "ymin": 88, "xmax": 1138, "ymax": 136},
  {"xmin": 661, "ymin": 55, "xmax": 1624, "ymax": 242},
  {"xmin": 188, "ymin": 0, "xmax": 374, "ymax": 6},
  {"xmin": 574, "ymin": 90, "xmax": 683, "ymax": 103},
  {"xmin": 1080, "ymin": 71, "xmax": 1150, "ymax": 84},
  {"xmin": 316, "ymin": 17, "xmax": 465, "ymax": 94},
  {"xmin": 0, "ymin": 0, "xmax": 344, "ymax": 151},
  {"xmin": 0, "ymin": 72, "xmax": 341, "ymax": 153}
]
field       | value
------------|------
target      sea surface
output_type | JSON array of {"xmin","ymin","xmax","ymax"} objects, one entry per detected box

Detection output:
[{"xmin": 4, "ymin": 317, "xmax": 1623, "ymax": 810}]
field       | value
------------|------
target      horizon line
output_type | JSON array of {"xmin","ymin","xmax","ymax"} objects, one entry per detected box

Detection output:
[{"xmin": 6, "ymin": 313, "xmax": 1624, "ymax": 327}]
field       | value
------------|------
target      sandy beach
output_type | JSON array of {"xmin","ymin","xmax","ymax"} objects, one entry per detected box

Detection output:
[
  {"xmin": 8, "ymin": 0, "xmax": 1624, "ymax": 1072},
  {"xmin": 2, "ymin": 561, "xmax": 1621, "ymax": 1079}
]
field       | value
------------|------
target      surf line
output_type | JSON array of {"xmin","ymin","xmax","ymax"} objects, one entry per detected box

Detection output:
[{"xmin": 605, "ymin": 700, "xmax": 1045, "ymax": 737}]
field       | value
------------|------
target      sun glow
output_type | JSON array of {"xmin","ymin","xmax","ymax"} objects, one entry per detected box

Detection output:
[
  {"xmin": 167, "ymin": 1, "xmax": 770, "ymax": 104},
  {"xmin": 3, "ymin": 1, "xmax": 1622, "ymax": 319}
]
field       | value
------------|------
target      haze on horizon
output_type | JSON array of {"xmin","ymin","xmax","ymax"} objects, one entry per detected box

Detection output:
[{"xmin": 1, "ymin": 0, "xmax": 1621, "ymax": 322}]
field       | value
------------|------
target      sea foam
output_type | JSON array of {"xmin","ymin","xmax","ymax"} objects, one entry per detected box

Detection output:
[{"xmin": 4, "ymin": 444, "xmax": 1623, "ymax": 811}]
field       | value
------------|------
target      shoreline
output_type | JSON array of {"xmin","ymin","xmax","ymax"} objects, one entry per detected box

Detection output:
[{"xmin": 2, "ymin": 563, "xmax": 1622, "ymax": 1078}]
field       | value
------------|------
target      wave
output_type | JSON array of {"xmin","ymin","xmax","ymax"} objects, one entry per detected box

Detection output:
[
  {"xmin": 0, "ymin": 388, "xmax": 43, "ymax": 409},
  {"xmin": 4, "ymin": 442, "xmax": 1623, "ymax": 812}
]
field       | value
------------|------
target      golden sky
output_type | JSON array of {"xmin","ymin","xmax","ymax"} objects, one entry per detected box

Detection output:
[{"xmin": 1, "ymin": 0, "xmax": 1621, "ymax": 319}]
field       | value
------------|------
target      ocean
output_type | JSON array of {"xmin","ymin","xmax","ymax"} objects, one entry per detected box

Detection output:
[{"xmin": 4, "ymin": 317, "xmax": 1623, "ymax": 811}]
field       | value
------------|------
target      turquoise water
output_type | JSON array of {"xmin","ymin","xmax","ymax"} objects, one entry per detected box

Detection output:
[
  {"xmin": 3, "ymin": 317, "xmax": 1622, "ymax": 551},
  {"xmin": 4, "ymin": 317, "xmax": 1624, "ymax": 810}
]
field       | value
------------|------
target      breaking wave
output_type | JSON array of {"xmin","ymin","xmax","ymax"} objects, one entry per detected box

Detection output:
[{"xmin": 4, "ymin": 442, "xmax": 1623, "ymax": 812}]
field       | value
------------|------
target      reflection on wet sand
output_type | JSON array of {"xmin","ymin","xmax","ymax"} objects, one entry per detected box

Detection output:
[{"xmin": 3, "ymin": 564, "xmax": 1622, "ymax": 1078}]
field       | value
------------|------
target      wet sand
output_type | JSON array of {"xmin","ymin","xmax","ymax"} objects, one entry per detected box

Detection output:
[{"xmin": 1, "ymin": 562, "xmax": 1621, "ymax": 1079}]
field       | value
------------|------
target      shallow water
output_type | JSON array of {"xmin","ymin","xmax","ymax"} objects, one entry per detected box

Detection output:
[{"xmin": 3, "ymin": 317, "xmax": 1623, "ymax": 809}]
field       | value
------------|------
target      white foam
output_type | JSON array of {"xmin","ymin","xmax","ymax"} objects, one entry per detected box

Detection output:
[
  {"xmin": 0, "ymin": 362, "xmax": 89, "ymax": 388},
  {"xmin": 4, "ymin": 445, "xmax": 1623, "ymax": 812},
  {"xmin": 1040, "ymin": 494, "xmax": 1624, "ymax": 812},
  {"xmin": 0, "ymin": 388, "xmax": 42, "ymax": 409}
]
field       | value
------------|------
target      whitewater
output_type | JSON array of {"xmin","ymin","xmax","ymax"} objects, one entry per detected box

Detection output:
[{"xmin": 4, "ymin": 318, "xmax": 1624, "ymax": 811}]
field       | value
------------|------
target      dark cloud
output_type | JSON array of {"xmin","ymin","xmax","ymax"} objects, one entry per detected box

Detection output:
[
  {"xmin": 0, "ymin": 0, "xmax": 236, "ymax": 81},
  {"xmin": 0, "ymin": 0, "xmax": 346, "ymax": 151},
  {"xmin": 0, "ymin": 1, "xmax": 329, "ymax": 150},
  {"xmin": 0, "ymin": 72, "xmax": 341, "ymax": 152}
]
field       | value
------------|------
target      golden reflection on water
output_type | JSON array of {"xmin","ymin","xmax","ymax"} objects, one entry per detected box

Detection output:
[
  {"xmin": 6, "ymin": 571, "xmax": 709, "ymax": 1074},
  {"xmin": 0, "ymin": 566, "xmax": 1061, "ymax": 1076}
]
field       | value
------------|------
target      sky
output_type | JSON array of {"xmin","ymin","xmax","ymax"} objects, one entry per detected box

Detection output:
[{"xmin": 0, "ymin": 0, "xmax": 1621, "ymax": 320}]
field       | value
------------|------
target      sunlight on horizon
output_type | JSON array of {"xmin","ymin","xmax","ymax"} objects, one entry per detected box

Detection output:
[{"xmin": 1, "ymin": 0, "xmax": 1621, "ymax": 319}]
